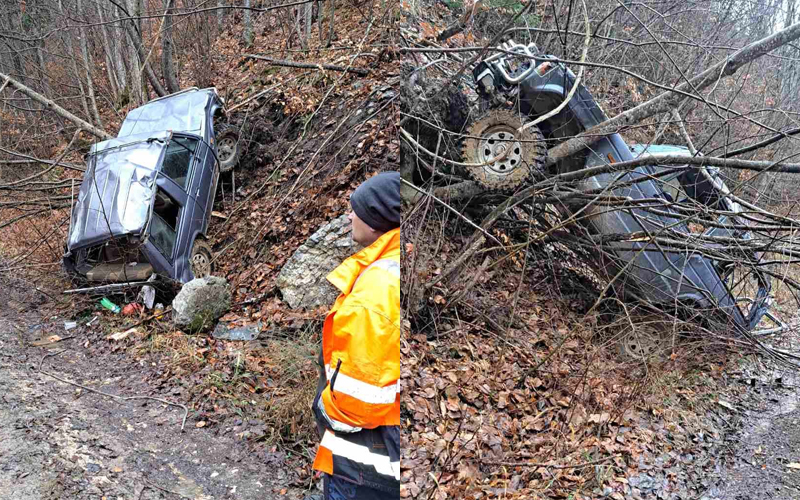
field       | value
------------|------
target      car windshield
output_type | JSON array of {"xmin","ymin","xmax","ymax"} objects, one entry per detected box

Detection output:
[{"xmin": 118, "ymin": 91, "xmax": 209, "ymax": 137}]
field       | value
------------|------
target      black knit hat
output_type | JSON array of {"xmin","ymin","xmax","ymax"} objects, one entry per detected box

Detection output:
[{"xmin": 350, "ymin": 171, "xmax": 401, "ymax": 233}]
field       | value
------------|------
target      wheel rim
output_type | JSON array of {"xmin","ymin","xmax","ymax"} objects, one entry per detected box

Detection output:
[
  {"xmin": 620, "ymin": 329, "xmax": 660, "ymax": 360},
  {"xmin": 218, "ymin": 137, "xmax": 236, "ymax": 162},
  {"xmin": 192, "ymin": 250, "xmax": 211, "ymax": 278},
  {"xmin": 476, "ymin": 125, "xmax": 523, "ymax": 175}
]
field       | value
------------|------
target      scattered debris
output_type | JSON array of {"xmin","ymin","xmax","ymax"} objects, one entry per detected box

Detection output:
[
  {"xmin": 100, "ymin": 298, "xmax": 121, "ymax": 314},
  {"xmin": 30, "ymin": 335, "xmax": 72, "ymax": 347},
  {"xmin": 107, "ymin": 328, "xmax": 138, "ymax": 341},
  {"xmin": 212, "ymin": 320, "xmax": 262, "ymax": 341},
  {"xmin": 64, "ymin": 320, "xmax": 77, "ymax": 331},
  {"xmin": 121, "ymin": 303, "xmax": 143, "ymax": 316},
  {"xmin": 137, "ymin": 285, "xmax": 156, "ymax": 309}
]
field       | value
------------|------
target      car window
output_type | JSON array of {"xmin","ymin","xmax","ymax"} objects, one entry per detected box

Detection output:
[
  {"xmin": 161, "ymin": 137, "xmax": 198, "ymax": 190},
  {"xmin": 660, "ymin": 172, "xmax": 686, "ymax": 203},
  {"xmin": 150, "ymin": 188, "xmax": 180, "ymax": 260}
]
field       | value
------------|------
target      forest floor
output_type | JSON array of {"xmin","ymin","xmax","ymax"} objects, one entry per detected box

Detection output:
[{"xmin": 0, "ymin": 271, "xmax": 312, "ymax": 500}]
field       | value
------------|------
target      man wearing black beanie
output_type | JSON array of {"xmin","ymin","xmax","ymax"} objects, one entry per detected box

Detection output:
[{"xmin": 308, "ymin": 171, "xmax": 401, "ymax": 500}]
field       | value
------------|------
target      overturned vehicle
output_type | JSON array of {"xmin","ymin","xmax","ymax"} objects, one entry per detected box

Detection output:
[
  {"xmin": 460, "ymin": 41, "xmax": 785, "ymax": 340},
  {"xmin": 63, "ymin": 88, "xmax": 240, "ymax": 294}
]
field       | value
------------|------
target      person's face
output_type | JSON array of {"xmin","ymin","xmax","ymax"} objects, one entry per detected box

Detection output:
[{"xmin": 349, "ymin": 210, "xmax": 381, "ymax": 246}]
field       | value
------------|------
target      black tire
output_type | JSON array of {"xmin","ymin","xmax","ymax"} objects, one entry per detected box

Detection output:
[
  {"xmin": 215, "ymin": 123, "xmax": 240, "ymax": 173},
  {"xmin": 190, "ymin": 239, "xmax": 214, "ymax": 279}
]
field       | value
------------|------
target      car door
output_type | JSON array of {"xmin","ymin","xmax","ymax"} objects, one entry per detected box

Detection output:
[
  {"xmin": 190, "ymin": 141, "xmax": 218, "ymax": 236},
  {"xmin": 150, "ymin": 135, "xmax": 199, "ymax": 277}
]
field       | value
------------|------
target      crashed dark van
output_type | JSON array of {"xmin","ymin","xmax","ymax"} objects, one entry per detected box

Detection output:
[
  {"xmin": 63, "ymin": 88, "xmax": 239, "ymax": 293},
  {"xmin": 464, "ymin": 40, "xmax": 783, "ymax": 336}
]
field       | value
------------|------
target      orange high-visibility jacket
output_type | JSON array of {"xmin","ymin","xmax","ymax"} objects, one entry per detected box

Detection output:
[{"xmin": 312, "ymin": 227, "xmax": 400, "ymax": 491}]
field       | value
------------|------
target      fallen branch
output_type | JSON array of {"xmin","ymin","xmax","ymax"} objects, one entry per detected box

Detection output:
[
  {"xmin": 482, "ymin": 454, "xmax": 620, "ymax": 469},
  {"xmin": 38, "ymin": 350, "xmax": 189, "ymax": 431},
  {"xmin": 143, "ymin": 478, "xmax": 189, "ymax": 498},
  {"xmin": 437, "ymin": 0, "xmax": 481, "ymax": 42},
  {"xmin": 227, "ymin": 73, "xmax": 308, "ymax": 113},
  {"xmin": 244, "ymin": 54, "xmax": 370, "ymax": 75},
  {"xmin": 544, "ymin": 20, "xmax": 800, "ymax": 167}
]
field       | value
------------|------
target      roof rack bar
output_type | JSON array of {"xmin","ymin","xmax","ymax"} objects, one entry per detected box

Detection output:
[{"xmin": 147, "ymin": 86, "xmax": 200, "ymax": 104}]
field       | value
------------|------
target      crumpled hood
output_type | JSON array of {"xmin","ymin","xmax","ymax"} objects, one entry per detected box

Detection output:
[{"xmin": 67, "ymin": 139, "xmax": 165, "ymax": 251}]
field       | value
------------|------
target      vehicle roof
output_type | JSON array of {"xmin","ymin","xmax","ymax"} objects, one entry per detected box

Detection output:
[{"xmin": 117, "ymin": 88, "xmax": 221, "ymax": 139}]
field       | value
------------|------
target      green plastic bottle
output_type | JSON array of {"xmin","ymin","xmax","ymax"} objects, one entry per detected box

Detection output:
[{"xmin": 100, "ymin": 297, "xmax": 121, "ymax": 314}]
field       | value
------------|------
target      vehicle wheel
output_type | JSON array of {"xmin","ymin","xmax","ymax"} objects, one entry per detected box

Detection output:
[
  {"xmin": 616, "ymin": 314, "xmax": 670, "ymax": 361},
  {"xmin": 618, "ymin": 328, "xmax": 661, "ymax": 361},
  {"xmin": 461, "ymin": 108, "xmax": 548, "ymax": 191},
  {"xmin": 215, "ymin": 123, "xmax": 240, "ymax": 173},
  {"xmin": 190, "ymin": 239, "xmax": 214, "ymax": 279}
]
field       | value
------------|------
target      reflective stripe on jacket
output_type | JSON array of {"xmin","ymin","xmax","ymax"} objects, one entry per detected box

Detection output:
[{"xmin": 312, "ymin": 227, "xmax": 400, "ymax": 493}]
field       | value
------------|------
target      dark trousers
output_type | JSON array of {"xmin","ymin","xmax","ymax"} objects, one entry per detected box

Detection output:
[{"xmin": 325, "ymin": 474, "xmax": 398, "ymax": 500}]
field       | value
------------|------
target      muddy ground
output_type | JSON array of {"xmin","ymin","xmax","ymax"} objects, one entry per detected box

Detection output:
[
  {"xmin": 0, "ymin": 272, "xmax": 312, "ymax": 500},
  {"xmin": 3, "ymin": 272, "xmax": 800, "ymax": 499}
]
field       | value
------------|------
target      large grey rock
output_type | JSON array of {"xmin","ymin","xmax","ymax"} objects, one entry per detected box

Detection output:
[
  {"xmin": 172, "ymin": 276, "xmax": 231, "ymax": 331},
  {"xmin": 277, "ymin": 215, "xmax": 362, "ymax": 309}
]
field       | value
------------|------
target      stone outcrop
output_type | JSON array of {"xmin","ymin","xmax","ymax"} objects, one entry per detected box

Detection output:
[{"xmin": 277, "ymin": 215, "xmax": 362, "ymax": 309}]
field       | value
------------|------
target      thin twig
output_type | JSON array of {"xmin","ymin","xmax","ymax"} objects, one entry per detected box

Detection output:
[
  {"xmin": 244, "ymin": 54, "xmax": 370, "ymax": 75},
  {"xmin": 482, "ymin": 454, "xmax": 620, "ymax": 469},
  {"xmin": 38, "ymin": 350, "xmax": 189, "ymax": 431}
]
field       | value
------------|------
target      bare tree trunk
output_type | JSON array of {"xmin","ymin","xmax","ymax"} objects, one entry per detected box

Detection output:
[
  {"xmin": 59, "ymin": 0, "xmax": 92, "ymax": 120},
  {"xmin": 3, "ymin": 9, "xmax": 27, "ymax": 83},
  {"xmin": 34, "ymin": 39, "xmax": 49, "ymax": 96},
  {"xmin": 125, "ymin": 0, "xmax": 144, "ymax": 104},
  {"xmin": 295, "ymin": 5, "xmax": 307, "ymax": 49},
  {"xmin": 96, "ymin": 0, "xmax": 120, "ymax": 101},
  {"xmin": 217, "ymin": 0, "xmax": 225, "ymax": 30},
  {"xmin": 77, "ymin": 0, "xmax": 104, "ymax": 128},
  {"xmin": 162, "ymin": 0, "xmax": 180, "ymax": 93},
  {"xmin": 124, "ymin": 0, "xmax": 167, "ymax": 98},
  {"xmin": 243, "ymin": 0, "xmax": 254, "ymax": 47},
  {"xmin": 0, "ymin": 70, "xmax": 112, "ymax": 140},
  {"xmin": 304, "ymin": 1, "xmax": 313, "ymax": 45},
  {"xmin": 327, "ymin": 0, "xmax": 336, "ymax": 46}
]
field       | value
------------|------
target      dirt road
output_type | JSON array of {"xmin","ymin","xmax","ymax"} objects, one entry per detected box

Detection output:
[{"xmin": 0, "ymin": 276, "xmax": 309, "ymax": 500}]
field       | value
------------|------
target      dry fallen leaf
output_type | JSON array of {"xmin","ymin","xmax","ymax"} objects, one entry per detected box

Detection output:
[{"xmin": 196, "ymin": 421, "xmax": 207, "ymax": 428}]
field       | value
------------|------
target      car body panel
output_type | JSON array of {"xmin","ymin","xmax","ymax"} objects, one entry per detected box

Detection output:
[{"xmin": 66, "ymin": 138, "xmax": 164, "ymax": 251}]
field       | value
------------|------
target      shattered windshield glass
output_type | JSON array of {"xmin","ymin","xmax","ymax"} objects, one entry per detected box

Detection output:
[
  {"xmin": 67, "ymin": 140, "xmax": 165, "ymax": 250},
  {"xmin": 117, "ymin": 91, "xmax": 208, "ymax": 137}
]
